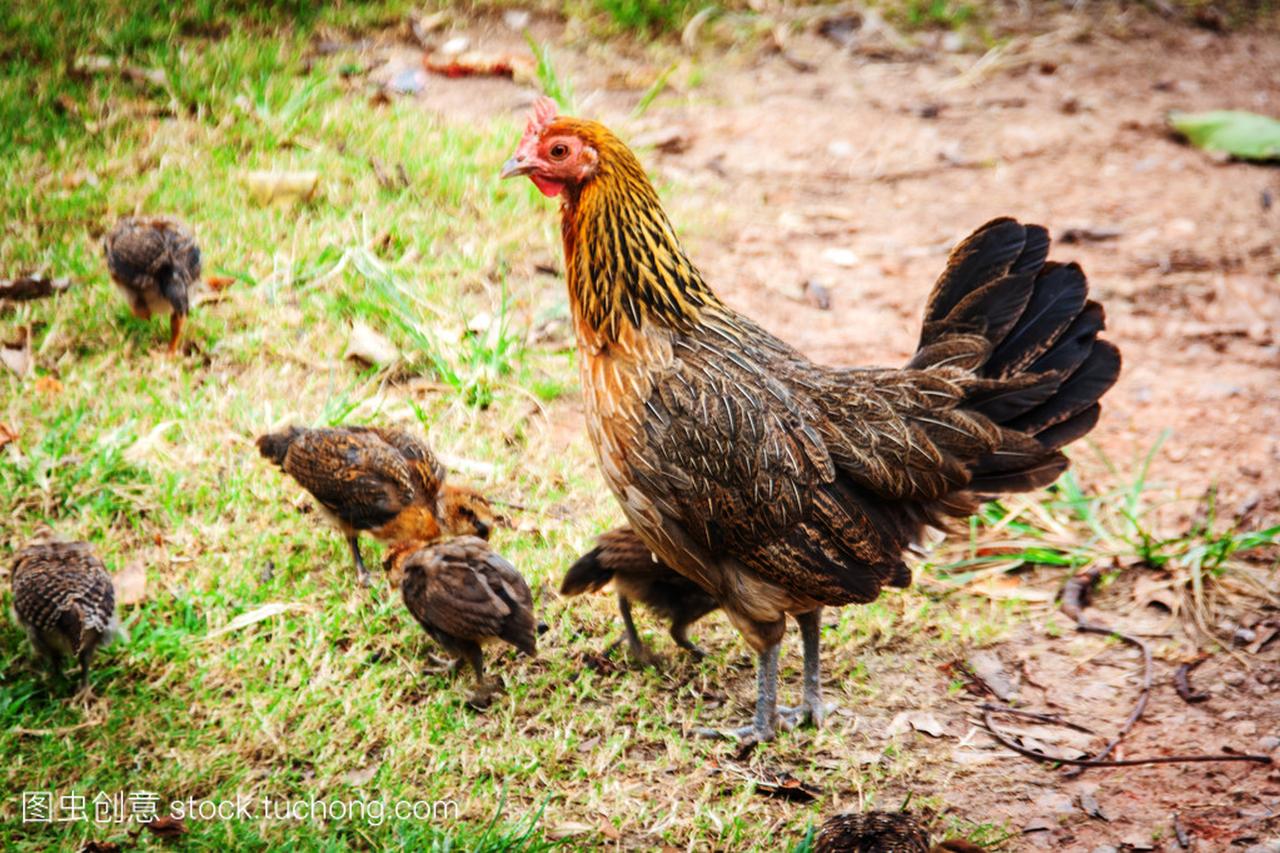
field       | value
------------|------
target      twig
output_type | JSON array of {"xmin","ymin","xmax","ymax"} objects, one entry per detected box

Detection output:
[
  {"xmin": 975, "ymin": 702, "xmax": 1095, "ymax": 734},
  {"xmin": 1174, "ymin": 657, "xmax": 1210, "ymax": 704},
  {"xmin": 981, "ymin": 708, "xmax": 1270, "ymax": 768},
  {"xmin": 1173, "ymin": 812, "xmax": 1190, "ymax": 849},
  {"xmin": 13, "ymin": 719, "xmax": 102, "ymax": 737}
]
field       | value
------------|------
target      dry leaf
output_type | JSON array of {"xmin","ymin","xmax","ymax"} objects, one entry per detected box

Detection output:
[
  {"xmin": 34, "ymin": 376, "xmax": 63, "ymax": 395},
  {"xmin": 967, "ymin": 650, "xmax": 1018, "ymax": 700},
  {"xmin": 113, "ymin": 559, "xmax": 148, "ymax": 607},
  {"xmin": 886, "ymin": 710, "xmax": 946, "ymax": 738},
  {"xmin": 244, "ymin": 170, "xmax": 319, "ymax": 206},
  {"xmin": 0, "ymin": 274, "xmax": 72, "ymax": 301},
  {"xmin": 547, "ymin": 822, "xmax": 593, "ymax": 839},
  {"xmin": 205, "ymin": 603, "xmax": 303, "ymax": 639},
  {"xmin": 0, "ymin": 422, "xmax": 16, "ymax": 449},
  {"xmin": 423, "ymin": 51, "xmax": 536, "ymax": 83},
  {"xmin": 345, "ymin": 321, "xmax": 400, "ymax": 367},
  {"xmin": 139, "ymin": 814, "xmax": 187, "ymax": 838},
  {"xmin": 342, "ymin": 763, "xmax": 379, "ymax": 786},
  {"xmin": 124, "ymin": 421, "xmax": 177, "ymax": 465},
  {"xmin": 2, "ymin": 328, "xmax": 31, "ymax": 377},
  {"xmin": 206, "ymin": 275, "xmax": 236, "ymax": 292}
]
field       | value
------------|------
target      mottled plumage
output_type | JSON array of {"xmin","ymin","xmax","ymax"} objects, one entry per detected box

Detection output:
[
  {"xmin": 256, "ymin": 426, "xmax": 492, "ymax": 586},
  {"xmin": 815, "ymin": 811, "xmax": 981, "ymax": 853},
  {"xmin": 103, "ymin": 216, "xmax": 201, "ymax": 354},
  {"xmin": 561, "ymin": 526, "xmax": 719, "ymax": 663},
  {"xmin": 385, "ymin": 537, "xmax": 536, "ymax": 703},
  {"xmin": 11, "ymin": 540, "xmax": 123, "ymax": 691},
  {"xmin": 504, "ymin": 100, "xmax": 1121, "ymax": 743}
]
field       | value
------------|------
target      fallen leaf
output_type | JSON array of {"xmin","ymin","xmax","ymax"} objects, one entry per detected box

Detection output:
[
  {"xmin": 821, "ymin": 247, "xmax": 859, "ymax": 268},
  {"xmin": 0, "ymin": 274, "xmax": 72, "ymax": 301},
  {"xmin": 0, "ymin": 422, "xmax": 16, "ymax": 449},
  {"xmin": 113, "ymin": 559, "xmax": 148, "ymax": 607},
  {"xmin": 205, "ymin": 603, "xmax": 303, "ymax": 640},
  {"xmin": 1, "ymin": 328, "xmax": 31, "ymax": 377},
  {"xmin": 206, "ymin": 275, "xmax": 236, "ymax": 292},
  {"xmin": 34, "ymin": 376, "xmax": 63, "ymax": 395},
  {"xmin": 245, "ymin": 170, "xmax": 319, "ymax": 206},
  {"xmin": 345, "ymin": 321, "xmax": 400, "ymax": 367},
  {"xmin": 139, "ymin": 814, "xmax": 187, "ymax": 838},
  {"xmin": 1169, "ymin": 110, "xmax": 1280, "ymax": 162},
  {"xmin": 547, "ymin": 822, "xmax": 593, "ymax": 839},
  {"xmin": 423, "ymin": 51, "xmax": 536, "ymax": 83},
  {"xmin": 967, "ymin": 650, "xmax": 1018, "ymax": 700},
  {"xmin": 1079, "ymin": 792, "xmax": 1109, "ymax": 821},
  {"xmin": 886, "ymin": 710, "xmax": 946, "ymax": 738},
  {"xmin": 801, "ymin": 279, "xmax": 832, "ymax": 310},
  {"xmin": 124, "ymin": 420, "xmax": 178, "ymax": 465},
  {"xmin": 342, "ymin": 763, "xmax": 379, "ymax": 786}
]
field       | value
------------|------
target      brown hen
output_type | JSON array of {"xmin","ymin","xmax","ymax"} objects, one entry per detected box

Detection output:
[
  {"xmin": 11, "ymin": 539, "xmax": 125, "ymax": 693},
  {"xmin": 561, "ymin": 526, "xmax": 719, "ymax": 664},
  {"xmin": 384, "ymin": 536, "xmax": 536, "ymax": 706},
  {"xmin": 256, "ymin": 426, "xmax": 494, "ymax": 586},
  {"xmin": 502, "ymin": 99, "xmax": 1121, "ymax": 743},
  {"xmin": 103, "ymin": 216, "xmax": 202, "ymax": 354}
]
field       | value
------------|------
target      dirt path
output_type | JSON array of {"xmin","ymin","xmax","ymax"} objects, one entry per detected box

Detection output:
[{"xmin": 396, "ymin": 12, "xmax": 1280, "ymax": 848}]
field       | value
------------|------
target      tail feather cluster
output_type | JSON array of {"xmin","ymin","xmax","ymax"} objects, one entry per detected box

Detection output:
[{"xmin": 912, "ymin": 218, "xmax": 1121, "ymax": 495}]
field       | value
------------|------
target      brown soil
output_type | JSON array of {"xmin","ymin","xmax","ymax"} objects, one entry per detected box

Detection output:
[{"xmin": 394, "ymin": 10, "xmax": 1280, "ymax": 849}]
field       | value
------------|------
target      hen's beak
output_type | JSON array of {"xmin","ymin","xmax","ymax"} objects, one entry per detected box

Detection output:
[{"xmin": 500, "ymin": 155, "xmax": 533, "ymax": 179}]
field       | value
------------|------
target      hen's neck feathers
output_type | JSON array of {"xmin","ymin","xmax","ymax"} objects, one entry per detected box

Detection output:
[{"xmin": 560, "ymin": 125, "xmax": 720, "ymax": 343}]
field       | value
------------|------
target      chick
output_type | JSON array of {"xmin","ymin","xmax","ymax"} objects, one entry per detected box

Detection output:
[
  {"xmin": 814, "ymin": 811, "xmax": 982, "ymax": 853},
  {"xmin": 103, "ymin": 216, "xmax": 202, "ymax": 355},
  {"xmin": 561, "ymin": 526, "xmax": 719, "ymax": 665},
  {"xmin": 11, "ymin": 540, "xmax": 124, "ymax": 694},
  {"xmin": 256, "ymin": 425, "xmax": 493, "ymax": 586},
  {"xmin": 384, "ymin": 536, "xmax": 536, "ymax": 707}
]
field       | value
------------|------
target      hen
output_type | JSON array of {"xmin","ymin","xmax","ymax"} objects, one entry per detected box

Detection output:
[
  {"xmin": 104, "ymin": 216, "xmax": 202, "ymax": 355},
  {"xmin": 384, "ymin": 536, "xmax": 536, "ymax": 706},
  {"xmin": 256, "ymin": 426, "xmax": 494, "ymax": 586},
  {"xmin": 561, "ymin": 526, "xmax": 719, "ymax": 664},
  {"xmin": 502, "ymin": 99, "xmax": 1121, "ymax": 743},
  {"xmin": 815, "ymin": 811, "xmax": 981, "ymax": 853},
  {"xmin": 11, "ymin": 539, "xmax": 125, "ymax": 694}
]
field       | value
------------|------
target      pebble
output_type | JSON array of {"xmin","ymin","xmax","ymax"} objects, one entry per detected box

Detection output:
[
  {"xmin": 1261, "ymin": 735, "xmax": 1280, "ymax": 751},
  {"xmin": 1223, "ymin": 671, "xmax": 1247, "ymax": 686},
  {"xmin": 1090, "ymin": 846, "xmax": 1118, "ymax": 853},
  {"xmin": 1235, "ymin": 721, "xmax": 1260, "ymax": 737}
]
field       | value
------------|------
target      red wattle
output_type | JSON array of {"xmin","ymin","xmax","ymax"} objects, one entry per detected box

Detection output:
[{"xmin": 530, "ymin": 175, "xmax": 565, "ymax": 198}]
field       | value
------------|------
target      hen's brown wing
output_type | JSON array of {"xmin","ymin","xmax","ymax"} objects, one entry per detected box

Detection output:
[
  {"xmin": 280, "ymin": 429, "xmax": 418, "ymax": 531},
  {"xmin": 360, "ymin": 427, "xmax": 446, "ymax": 498},
  {"xmin": 406, "ymin": 538, "xmax": 536, "ymax": 653}
]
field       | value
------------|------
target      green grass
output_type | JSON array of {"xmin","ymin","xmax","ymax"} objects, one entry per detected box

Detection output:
[{"xmin": 3, "ymin": 3, "xmax": 1279, "ymax": 850}]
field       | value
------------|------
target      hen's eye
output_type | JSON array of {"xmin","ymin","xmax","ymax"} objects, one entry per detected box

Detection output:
[{"xmin": 549, "ymin": 143, "xmax": 569, "ymax": 159}]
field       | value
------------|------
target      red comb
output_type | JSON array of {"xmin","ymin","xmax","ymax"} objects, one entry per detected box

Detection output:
[{"xmin": 526, "ymin": 96, "xmax": 559, "ymax": 137}]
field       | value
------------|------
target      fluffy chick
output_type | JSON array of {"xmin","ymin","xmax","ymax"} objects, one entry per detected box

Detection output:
[
  {"xmin": 815, "ymin": 812, "xmax": 982, "ymax": 853},
  {"xmin": 11, "ymin": 540, "xmax": 124, "ymax": 693},
  {"xmin": 384, "ymin": 536, "xmax": 536, "ymax": 707},
  {"xmin": 103, "ymin": 216, "xmax": 202, "ymax": 355},
  {"xmin": 256, "ymin": 426, "xmax": 493, "ymax": 586},
  {"xmin": 561, "ymin": 526, "xmax": 719, "ymax": 665}
]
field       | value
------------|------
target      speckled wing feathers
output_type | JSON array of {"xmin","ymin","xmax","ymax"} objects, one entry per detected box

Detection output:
[
  {"xmin": 12, "ymin": 541, "xmax": 116, "ymax": 655},
  {"xmin": 103, "ymin": 217, "xmax": 201, "ymax": 317},
  {"xmin": 279, "ymin": 429, "xmax": 419, "ymax": 531}
]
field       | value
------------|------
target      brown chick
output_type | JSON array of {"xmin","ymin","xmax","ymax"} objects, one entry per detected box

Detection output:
[
  {"xmin": 103, "ymin": 216, "xmax": 202, "ymax": 355},
  {"xmin": 256, "ymin": 426, "xmax": 492, "ymax": 586},
  {"xmin": 561, "ymin": 526, "xmax": 719, "ymax": 665},
  {"xmin": 11, "ymin": 540, "xmax": 125, "ymax": 694},
  {"xmin": 384, "ymin": 536, "xmax": 536, "ymax": 707},
  {"xmin": 815, "ymin": 812, "xmax": 982, "ymax": 853}
]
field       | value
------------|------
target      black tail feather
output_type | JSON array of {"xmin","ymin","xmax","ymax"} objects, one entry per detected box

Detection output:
[{"xmin": 560, "ymin": 548, "xmax": 615, "ymax": 596}]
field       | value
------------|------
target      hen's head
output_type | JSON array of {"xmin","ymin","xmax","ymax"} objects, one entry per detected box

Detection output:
[{"xmin": 500, "ymin": 97, "xmax": 617, "ymax": 198}]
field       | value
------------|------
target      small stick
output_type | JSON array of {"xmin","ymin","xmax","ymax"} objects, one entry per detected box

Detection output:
[
  {"xmin": 976, "ymin": 702, "xmax": 1095, "ymax": 734},
  {"xmin": 1174, "ymin": 657, "xmax": 1210, "ymax": 704},
  {"xmin": 981, "ymin": 709, "xmax": 1271, "ymax": 768},
  {"xmin": 1173, "ymin": 812, "xmax": 1190, "ymax": 849}
]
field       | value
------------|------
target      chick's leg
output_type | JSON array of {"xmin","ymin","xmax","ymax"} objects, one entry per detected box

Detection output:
[
  {"xmin": 167, "ymin": 313, "xmax": 185, "ymax": 355},
  {"xmin": 610, "ymin": 594, "xmax": 659, "ymax": 667},
  {"xmin": 347, "ymin": 535, "xmax": 372, "ymax": 587},
  {"xmin": 670, "ymin": 618, "xmax": 707, "ymax": 660}
]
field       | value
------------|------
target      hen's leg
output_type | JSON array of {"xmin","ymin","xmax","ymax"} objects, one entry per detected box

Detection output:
[
  {"xmin": 697, "ymin": 643, "xmax": 783, "ymax": 743},
  {"xmin": 347, "ymin": 535, "xmax": 372, "ymax": 587},
  {"xmin": 463, "ymin": 645, "xmax": 498, "ymax": 709},
  {"xmin": 780, "ymin": 609, "xmax": 832, "ymax": 728}
]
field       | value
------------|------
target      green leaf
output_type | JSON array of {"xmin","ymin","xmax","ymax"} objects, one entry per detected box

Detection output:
[{"xmin": 1168, "ymin": 110, "xmax": 1280, "ymax": 161}]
